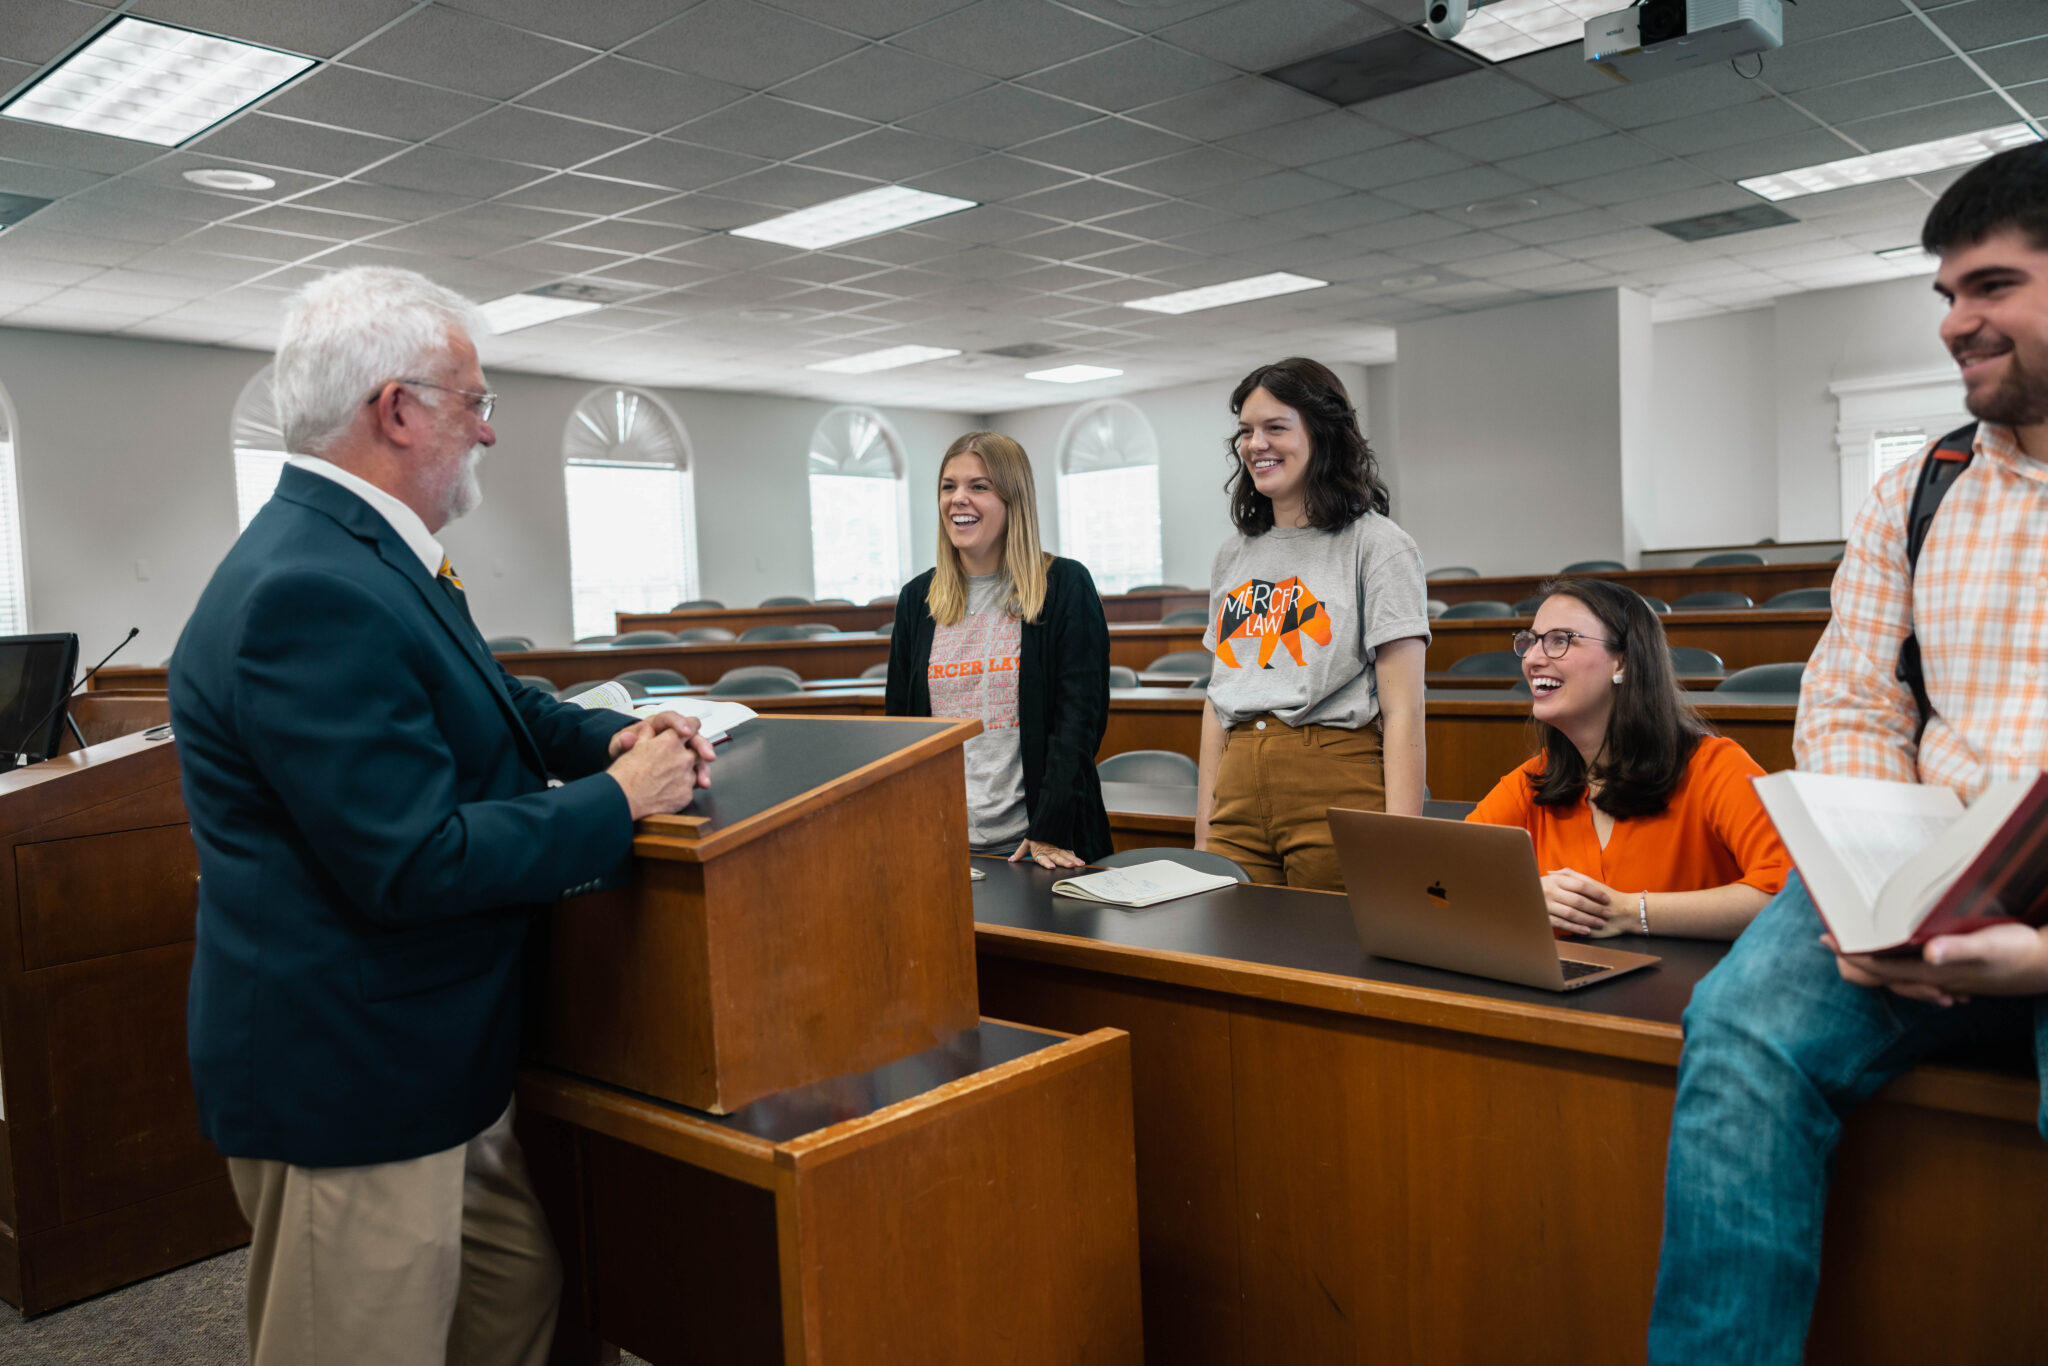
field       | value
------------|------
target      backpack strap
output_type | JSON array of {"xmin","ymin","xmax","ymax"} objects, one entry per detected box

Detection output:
[{"xmin": 1895, "ymin": 421, "xmax": 1978, "ymax": 735}]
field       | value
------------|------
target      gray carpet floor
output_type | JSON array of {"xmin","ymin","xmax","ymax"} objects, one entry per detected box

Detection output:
[{"xmin": 0, "ymin": 1251, "xmax": 647, "ymax": 1364}]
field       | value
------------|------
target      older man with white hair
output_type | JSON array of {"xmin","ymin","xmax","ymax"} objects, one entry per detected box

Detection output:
[{"xmin": 170, "ymin": 266, "xmax": 714, "ymax": 1365}]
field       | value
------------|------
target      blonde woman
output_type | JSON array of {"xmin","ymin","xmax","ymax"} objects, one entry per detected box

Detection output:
[{"xmin": 885, "ymin": 431, "xmax": 1112, "ymax": 868}]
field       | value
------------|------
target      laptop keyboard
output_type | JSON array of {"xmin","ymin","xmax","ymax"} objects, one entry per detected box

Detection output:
[{"xmin": 1558, "ymin": 958, "xmax": 1607, "ymax": 982}]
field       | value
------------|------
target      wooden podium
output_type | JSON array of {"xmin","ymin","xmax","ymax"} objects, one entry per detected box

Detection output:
[
  {"xmin": 531, "ymin": 714, "xmax": 1144, "ymax": 1364},
  {"xmin": 0, "ymin": 722, "xmax": 247, "ymax": 1315}
]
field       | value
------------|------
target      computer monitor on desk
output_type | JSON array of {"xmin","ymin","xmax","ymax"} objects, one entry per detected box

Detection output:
[{"xmin": 0, "ymin": 633, "xmax": 79, "ymax": 765}]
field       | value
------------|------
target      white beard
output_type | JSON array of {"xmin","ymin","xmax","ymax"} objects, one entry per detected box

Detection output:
[{"xmin": 440, "ymin": 445, "xmax": 485, "ymax": 523}]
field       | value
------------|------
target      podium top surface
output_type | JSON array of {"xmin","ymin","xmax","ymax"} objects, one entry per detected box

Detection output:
[{"xmin": 634, "ymin": 714, "xmax": 971, "ymax": 860}]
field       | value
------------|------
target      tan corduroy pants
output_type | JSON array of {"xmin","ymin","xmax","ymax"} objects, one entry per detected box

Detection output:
[
  {"xmin": 1206, "ymin": 715, "xmax": 1386, "ymax": 891},
  {"xmin": 226, "ymin": 1102, "xmax": 561, "ymax": 1366}
]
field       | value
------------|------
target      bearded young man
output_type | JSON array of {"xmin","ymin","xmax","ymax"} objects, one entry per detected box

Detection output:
[{"xmin": 1645, "ymin": 143, "xmax": 2048, "ymax": 1362}]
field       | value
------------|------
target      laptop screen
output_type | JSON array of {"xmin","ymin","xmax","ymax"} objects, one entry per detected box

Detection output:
[{"xmin": 0, "ymin": 633, "xmax": 79, "ymax": 764}]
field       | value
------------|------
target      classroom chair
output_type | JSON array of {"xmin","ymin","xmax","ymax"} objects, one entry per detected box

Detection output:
[
  {"xmin": 1716, "ymin": 661, "xmax": 1806, "ymax": 694},
  {"xmin": 793, "ymin": 623, "xmax": 840, "ymax": 635},
  {"xmin": 1513, "ymin": 595, "xmax": 1546, "ymax": 613},
  {"xmin": 1108, "ymin": 665, "xmax": 1138, "ymax": 688},
  {"xmin": 1160, "ymin": 607, "xmax": 1209, "ymax": 627},
  {"xmin": 670, "ymin": 599, "xmax": 724, "ymax": 611},
  {"xmin": 1763, "ymin": 587, "xmax": 1832, "ymax": 610},
  {"xmin": 717, "ymin": 665, "xmax": 803, "ymax": 688},
  {"xmin": 707, "ymin": 673, "xmax": 802, "ymax": 697},
  {"xmin": 1692, "ymin": 551, "xmax": 1765, "ymax": 567},
  {"xmin": 485, "ymin": 635, "xmax": 535, "ymax": 653},
  {"xmin": 759, "ymin": 595, "xmax": 811, "ymax": 607},
  {"xmin": 1096, "ymin": 750, "xmax": 1199, "ymax": 786},
  {"xmin": 1668, "ymin": 646, "xmax": 1725, "ymax": 677},
  {"xmin": 861, "ymin": 662, "xmax": 890, "ymax": 679},
  {"xmin": 1426, "ymin": 599, "xmax": 1449, "ymax": 618},
  {"xmin": 738, "ymin": 624, "xmax": 814, "ymax": 642},
  {"xmin": 1438, "ymin": 600, "xmax": 1514, "ymax": 619},
  {"xmin": 1425, "ymin": 566, "xmax": 1479, "ymax": 580},
  {"xmin": 1146, "ymin": 651, "xmax": 1213, "ymax": 683},
  {"xmin": 1124, "ymin": 583, "xmax": 1188, "ymax": 593},
  {"xmin": 511, "ymin": 675, "xmax": 558, "ymax": 695},
  {"xmin": 675, "ymin": 626, "xmax": 738, "ymax": 643},
  {"xmin": 1671, "ymin": 591, "xmax": 1753, "ymax": 610},
  {"xmin": 610, "ymin": 629, "xmax": 678, "ymax": 646},
  {"xmin": 1641, "ymin": 595, "xmax": 1672, "ymax": 614},
  {"xmin": 1561, "ymin": 559, "xmax": 1626, "ymax": 573},
  {"xmin": 615, "ymin": 668, "xmax": 689, "ymax": 689},
  {"xmin": 1446, "ymin": 650, "xmax": 1524, "ymax": 677}
]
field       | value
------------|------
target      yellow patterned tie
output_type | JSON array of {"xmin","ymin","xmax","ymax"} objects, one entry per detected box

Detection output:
[{"xmin": 438, "ymin": 555, "xmax": 465, "ymax": 591}]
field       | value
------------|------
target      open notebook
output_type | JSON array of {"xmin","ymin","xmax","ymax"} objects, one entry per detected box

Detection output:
[
  {"xmin": 559, "ymin": 681, "xmax": 756, "ymax": 744},
  {"xmin": 1053, "ymin": 860, "xmax": 1237, "ymax": 908}
]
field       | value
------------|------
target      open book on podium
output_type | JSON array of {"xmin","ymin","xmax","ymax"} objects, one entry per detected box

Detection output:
[
  {"xmin": 538, "ymin": 713, "xmax": 983, "ymax": 1113},
  {"xmin": 1755, "ymin": 770, "xmax": 2048, "ymax": 955}
]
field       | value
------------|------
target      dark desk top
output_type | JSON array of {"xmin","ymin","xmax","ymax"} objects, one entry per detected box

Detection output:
[
  {"xmin": 528, "ymin": 1022, "xmax": 1061, "ymax": 1147},
  {"xmin": 677, "ymin": 715, "xmax": 953, "ymax": 835}
]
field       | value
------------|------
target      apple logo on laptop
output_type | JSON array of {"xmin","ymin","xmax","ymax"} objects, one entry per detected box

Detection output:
[{"xmin": 1426, "ymin": 880, "xmax": 1449, "ymax": 908}]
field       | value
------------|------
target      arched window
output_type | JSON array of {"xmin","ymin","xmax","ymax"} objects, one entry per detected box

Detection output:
[
  {"xmin": 1056, "ymin": 401, "xmax": 1161, "ymax": 595},
  {"xmin": 232, "ymin": 364, "xmax": 289, "ymax": 532},
  {"xmin": 808, "ymin": 407, "xmax": 909, "ymax": 604},
  {"xmin": 564, "ymin": 387, "xmax": 699, "ymax": 641},
  {"xmin": 0, "ymin": 382, "xmax": 27, "ymax": 632}
]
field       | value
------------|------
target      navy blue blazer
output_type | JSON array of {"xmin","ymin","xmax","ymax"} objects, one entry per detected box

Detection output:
[{"xmin": 171, "ymin": 466, "xmax": 635, "ymax": 1167}]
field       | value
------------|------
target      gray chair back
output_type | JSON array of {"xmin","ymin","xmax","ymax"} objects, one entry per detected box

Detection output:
[
  {"xmin": 614, "ymin": 668, "xmax": 689, "ymax": 688},
  {"xmin": 793, "ymin": 623, "xmax": 839, "ymax": 636},
  {"xmin": 1160, "ymin": 607, "xmax": 1209, "ymax": 627},
  {"xmin": 1668, "ymin": 646, "xmax": 1725, "ymax": 676},
  {"xmin": 1561, "ymin": 559, "xmax": 1625, "ymax": 573},
  {"xmin": 1108, "ymin": 665, "xmax": 1138, "ymax": 689},
  {"xmin": 738, "ymin": 624, "xmax": 814, "ymax": 642},
  {"xmin": 707, "ymin": 672, "xmax": 803, "ymax": 697},
  {"xmin": 1145, "ymin": 650, "xmax": 1213, "ymax": 679},
  {"xmin": 1826, "ymin": 549, "xmax": 1844, "ymax": 562},
  {"xmin": 1438, "ymin": 600, "xmax": 1514, "ymax": 619},
  {"xmin": 574, "ymin": 635, "xmax": 614, "ymax": 645},
  {"xmin": 718, "ymin": 665, "xmax": 803, "ymax": 687},
  {"xmin": 870, "ymin": 593, "xmax": 901, "ymax": 606},
  {"xmin": 1717, "ymin": 661, "xmax": 1806, "ymax": 694},
  {"xmin": 1763, "ymin": 587, "xmax": 1832, "ymax": 610},
  {"xmin": 1641, "ymin": 595, "xmax": 1671, "ymax": 614},
  {"xmin": 671, "ymin": 599, "xmax": 724, "ymax": 611},
  {"xmin": 860, "ymin": 662, "xmax": 890, "ymax": 679},
  {"xmin": 815, "ymin": 598, "xmax": 855, "ymax": 606},
  {"xmin": 874, "ymin": 619, "xmax": 894, "ymax": 637},
  {"xmin": 1095, "ymin": 846, "xmax": 1249, "ymax": 883},
  {"xmin": 609, "ymin": 677, "xmax": 649, "ymax": 699},
  {"xmin": 1123, "ymin": 583, "xmax": 1187, "ymax": 593},
  {"xmin": 1425, "ymin": 566, "xmax": 1479, "ymax": 580},
  {"xmin": 1096, "ymin": 749, "xmax": 1199, "ymax": 785},
  {"xmin": 1422, "ymin": 799, "xmax": 1477, "ymax": 820},
  {"xmin": 610, "ymin": 629, "xmax": 678, "ymax": 646},
  {"xmin": 1512, "ymin": 595, "xmax": 1545, "ymax": 614},
  {"xmin": 485, "ymin": 635, "xmax": 534, "ymax": 653},
  {"xmin": 1693, "ymin": 551, "xmax": 1766, "ymax": 567},
  {"xmin": 675, "ymin": 626, "xmax": 738, "ymax": 643},
  {"xmin": 759, "ymin": 595, "xmax": 811, "ymax": 607},
  {"xmin": 1446, "ymin": 649, "xmax": 1524, "ymax": 677},
  {"xmin": 510, "ymin": 674, "xmax": 557, "ymax": 695},
  {"xmin": 1671, "ymin": 591, "xmax": 1752, "ymax": 610},
  {"xmin": 1426, "ymin": 598, "xmax": 1448, "ymax": 618}
]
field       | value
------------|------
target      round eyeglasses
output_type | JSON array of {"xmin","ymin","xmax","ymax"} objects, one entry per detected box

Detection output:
[
  {"xmin": 370, "ymin": 379, "xmax": 498, "ymax": 422},
  {"xmin": 1512, "ymin": 628, "xmax": 1619, "ymax": 659}
]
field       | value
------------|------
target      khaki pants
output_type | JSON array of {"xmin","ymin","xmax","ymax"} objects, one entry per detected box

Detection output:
[
  {"xmin": 1206, "ymin": 715, "xmax": 1386, "ymax": 891},
  {"xmin": 227, "ymin": 1102, "xmax": 561, "ymax": 1366}
]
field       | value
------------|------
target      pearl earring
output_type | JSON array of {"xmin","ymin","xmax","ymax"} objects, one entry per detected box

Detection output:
[{"xmin": 1611, "ymin": 671, "xmax": 1624, "ymax": 684}]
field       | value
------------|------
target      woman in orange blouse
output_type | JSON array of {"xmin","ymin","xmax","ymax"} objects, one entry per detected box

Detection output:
[{"xmin": 1467, "ymin": 578, "xmax": 1790, "ymax": 940}]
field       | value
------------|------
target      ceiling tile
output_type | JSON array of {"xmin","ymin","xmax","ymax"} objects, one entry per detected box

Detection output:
[
  {"xmin": 1156, "ymin": 0, "xmax": 1392, "ymax": 70},
  {"xmin": 1572, "ymin": 62, "xmax": 1768, "ymax": 128},
  {"xmin": 674, "ymin": 97, "xmax": 872, "ymax": 160},
  {"xmin": 19, "ymin": 200, "xmax": 193, "ymax": 244},
  {"xmin": 190, "ymin": 114, "xmax": 401, "ymax": 177},
  {"xmin": 1130, "ymin": 76, "xmax": 1329, "ymax": 142},
  {"xmin": 0, "ymin": 0, "xmax": 110, "ymax": 65},
  {"xmin": 1020, "ymin": 39, "xmax": 1238, "ymax": 112},
  {"xmin": 1088, "ymin": 199, "xmax": 1237, "ymax": 240},
  {"xmin": 1607, "ymin": 183, "xmax": 1762, "ymax": 225},
  {"xmin": 1216, "ymin": 109, "xmax": 1405, "ymax": 169},
  {"xmin": 908, "ymin": 154, "xmax": 1076, "ymax": 203},
  {"xmin": 0, "ymin": 120, "xmax": 167, "ymax": 175},
  {"xmin": 1838, "ymin": 91, "xmax": 2016, "ymax": 153},
  {"xmin": 1493, "ymin": 208, "xmax": 1656, "ymax": 245},
  {"xmin": 66, "ymin": 178, "xmax": 260, "ymax": 223},
  {"xmin": 0, "ymin": 156, "xmax": 106, "ymax": 199},
  {"xmin": 898, "ymin": 83, "xmax": 1097, "ymax": 147},
  {"xmin": 173, "ymin": 223, "xmax": 315, "ymax": 263},
  {"xmin": 1922, "ymin": 0, "xmax": 2044, "ymax": 53},
  {"xmin": 629, "ymin": 192, "xmax": 782, "ymax": 230},
  {"xmin": 1766, "ymin": 18, "xmax": 1953, "ymax": 92},
  {"xmin": 754, "ymin": 0, "xmax": 980, "ymax": 39},
  {"xmin": 437, "ymin": 0, "xmax": 684, "ymax": 48},
  {"xmin": 1358, "ymin": 70, "xmax": 1548, "ymax": 136},
  {"xmin": 1493, "ymin": 133, "xmax": 1666, "ymax": 184},
  {"xmin": 263, "ymin": 68, "xmax": 493, "ymax": 143},
  {"xmin": 497, "ymin": 173, "xmax": 671, "ymax": 216},
  {"xmin": 892, "ymin": 0, "xmax": 1125, "ymax": 79},
  {"xmin": 482, "ymin": 240, "xmax": 632, "ymax": 276},
  {"xmin": 1012, "ymin": 119, "xmax": 1197, "ymax": 175},
  {"xmin": 1378, "ymin": 166, "xmax": 1535, "ymax": 211},
  {"xmin": 1636, "ymin": 97, "xmax": 1817, "ymax": 157},
  {"xmin": 129, "ymin": 0, "xmax": 413, "ymax": 59},
  {"xmin": 579, "ymin": 138, "xmax": 768, "ymax": 191},
  {"xmin": 920, "ymin": 245, "xmax": 1044, "ymax": 278},
  {"xmin": 347, "ymin": 7, "xmax": 591, "ymax": 100},
  {"xmin": 916, "ymin": 204, "xmax": 1064, "ymax": 243},
  {"xmin": 549, "ymin": 218, "xmax": 700, "ymax": 255},
  {"xmin": 430, "ymin": 201, "xmax": 595, "ymax": 243},
  {"xmin": 1962, "ymin": 34, "xmax": 2048, "ymax": 88},
  {"xmin": 718, "ymin": 162, "xmax": 879, "ymax": 209},
  {"xmin": 796, "ymin": 128, "xmax": 983, "ymax": 180},
  {"xmin": 1309, "ymin": 141, "xmax": 1470, "ymax": 191},
  {"xmin": 659, "ymin": 233, "xmax": 806, "ymax": 270},
  {"xmin": 1166, "ymin": 217, "xmax": 1302, "ymax": 254},
  {"xmin": 430, "ymin": 106, "xmax": 643, "ymax": 169},
  {"xmin": 223, "ymin": 204, "xmax": 390, "ymax": 241},
  {"xmin": 517, "ymin": 57, "xmax": 750, "ymax": 133},
  {"xmin": 1189, "ymin": 168, "xmax": 1347, "ymax": 216},
  {"xmin": 771, "ymin": 44, "xmax": 990, "ymax": 122},
  {"xmin": 358, "ymin": 145, "xmax": 542, "ymax": 198},
  {"xmin": 1052, "ymin": 0, "xmax": 1240, "ymax": 33},
  {"xmin": 1112, "ymin": 144, "xmax": 1273, "ymax": 195},
  {"xmin": 1012, "ymin": 223, "xmax": 1134, "ymax": 258},
  {"xmin": 294, "ymin": 179, "xmax": 476, "ymax": 219},
  {"xmin": 1007, "ymin": 177, "xmax": 1166, "ymax": 223},
  {"xmin": 1262, "ymin": 191, "xmax": 1411, "ymax": 234},
  {"xmin": 621, "ymin": 0, "xmax": 863, "ymax": 88},
  {"xmin": 832, "ymin": 229, "xmax": 968, "ymax": 264},
  {"xmin": 1684, "ymin": 128, "xmax": 1863, "ymax": 180},
  {"xmin": 1557, "ymin": 158, "xmax": 1717, "ymax": 206},
  {"xmin": 767, "ymin": 252, "xmax": 892, "ymax": 284},
  {"xmin": 1433, "ymin": 104, "xmax": 1607, "ymax": 162},
  {"xmin": 1496, "ymin": 44, "xmax": 1628, "ymax": 100}
]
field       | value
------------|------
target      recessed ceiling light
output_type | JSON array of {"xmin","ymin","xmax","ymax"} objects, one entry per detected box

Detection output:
[
  {"xmin": 1740, "ymin": 124, "xmax": 2042, "ymax": 202},
  {"xmin": 1, "ymin": 17, "xmax": 313, "ymax": 147},
  {"xmin": 182, "ymin": 167, "xmax": 276, "ymax": 191},
  {"xmin": 807, "ymin": 344, "xmax": 962, "ymax": 374},
  {"xmin": 1465, "ymin": 196, "xmax": 1541, "ymax": 222},
  {"xmin": 479, "ymin": 292, "xmax": 606, "ymax": 334},
  {"xmin": 731, "ymin": 186, "xmax": 976, "ymax": 250},
  {"xmin": 1448, "ymin": 0, "xmax": 1616, "ymax": 63},
  {"xmin": 1026, "ymin": 364, "xmax": 1122, "ymax": 384},
  {"xmin": 1124, "ymin": 272, "xmax": 1328, "ymax": 315}
]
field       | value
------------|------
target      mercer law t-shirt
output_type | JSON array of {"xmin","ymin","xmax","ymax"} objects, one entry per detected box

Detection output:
[
  {"xmin": 928, "ymin": 573, "xmax": 1029, "ymax": 848},
  {"xmin": 1200, "ymin": 514, "xmax": 1430, "ymax": 730}
]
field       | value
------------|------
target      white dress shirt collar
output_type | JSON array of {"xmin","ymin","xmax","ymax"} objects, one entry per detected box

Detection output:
[{"xmin": 287, "ymin": 455, "xmax": 446, "ymax": 579}]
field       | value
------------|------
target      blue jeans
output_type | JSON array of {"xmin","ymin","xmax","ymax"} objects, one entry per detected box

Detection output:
[{"xmin": 1647, "ymin": 873, "xmax": 2048, "ymax": 1364}]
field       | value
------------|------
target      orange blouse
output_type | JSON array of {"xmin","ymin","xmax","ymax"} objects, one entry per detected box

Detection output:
[{"xmin": 1465, "ymin": 736, "xmax": 1791, "ymax": 898}]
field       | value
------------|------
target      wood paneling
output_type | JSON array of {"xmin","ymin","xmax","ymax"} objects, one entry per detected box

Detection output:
[
  {"xmin": 18, "ymin": 824, "xmax": 197, "ymax": 969},
  {"xmin": 1425, "ymin": 611, "xmax": 1828, "ymax": 673},
  {"xmin": 1427, "ymin": 561, "xmax": 1836, "ymax": 608},
  {"xmin": 616, "ymin": 602, "xmax": 890, "ymax": 636}
]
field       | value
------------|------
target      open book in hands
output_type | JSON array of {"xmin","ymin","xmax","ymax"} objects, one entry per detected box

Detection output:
[
  {"xmin": 1052, "ymin": 859, "xmax": 1237, "ymax": 908},
  {"xmin": 1753, "ymin": 770, "xmax": 2048, "ymax": 955},
  {"xmin": 559, "ymin": 681, "xmax": 756, "ymax": 745}
]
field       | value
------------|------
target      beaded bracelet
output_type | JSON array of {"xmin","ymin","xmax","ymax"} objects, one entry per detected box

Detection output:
[{"xmin": 1638, "ymin": 890, "xmax": 1649, "ymax": 936}]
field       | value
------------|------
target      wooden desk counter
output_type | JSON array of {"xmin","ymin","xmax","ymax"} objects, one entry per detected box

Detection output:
[
  {"xmin": 1427, "ymin": 561, "xmax": 1837, "ymax": 608},
  {"xmin": 616, "ymin": 602, "xmax": 892, "ymax": 636},
  {"xmin": 1426, "ymin": 610, "xmax": 1829, "ymax": 673},
  {"xmin": 968, "ymin": 860, "xmax": 2045, "ymax": 1366},
  {"xmin": 521, "ymin": 1022, "xmax": 1142, "ymax": 1366}
]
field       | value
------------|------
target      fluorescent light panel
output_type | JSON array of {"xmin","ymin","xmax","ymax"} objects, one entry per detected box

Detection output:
[
  {"xmin": 807, "ymin": 345, "xmax": 961, "ymax": 374},
  {"xmin": 1124, "ymin": 272, "xmax": 1328, "ymax": 315},
  {"xmin": 480, "ymin": 293, "xmax": 604, "ymax": 334},
  {"xmin": 731, "ymin": 186, "xmax": 975, "ymax": 250},
  {"xmin": 1, "ymin": 17, "xmax": 312, "ymax": 147},
  {"xmin": 1026, "ymin": 364, "xmax": 1122, "ymax": 384},
  {"xmin": 1741, "ymin": 124, "xmax": 2042, "ymax": 202},
  {"xmin": 1450, "ymin": 0, "xmax": 1616, "ymax": 63}
]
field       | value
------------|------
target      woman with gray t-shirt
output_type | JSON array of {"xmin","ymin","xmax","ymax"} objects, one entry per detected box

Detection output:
[{"xmin": 1195, "ymin": 358, "xmax": 1430, "ymax": 891}]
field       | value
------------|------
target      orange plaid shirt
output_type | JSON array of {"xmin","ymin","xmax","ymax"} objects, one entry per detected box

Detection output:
[{"xmin": 1797, "ymin": 421, "xmax": 2048, "ymax": 799}]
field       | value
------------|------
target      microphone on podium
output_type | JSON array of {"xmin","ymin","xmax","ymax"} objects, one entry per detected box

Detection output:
[{"xmin": 15, "ymin": 626, "xmax": 139, "ymax": 766}]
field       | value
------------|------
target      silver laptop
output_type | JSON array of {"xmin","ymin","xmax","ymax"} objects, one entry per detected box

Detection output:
[{"xmin": 1328, "ymin": 807, "xmax": 1660, "ymax": 992}]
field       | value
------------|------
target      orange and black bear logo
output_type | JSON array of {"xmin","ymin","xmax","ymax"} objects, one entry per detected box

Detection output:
[{"xmin": 1214, "ymin": 576, "xmax": 1331, "ymax": 669}]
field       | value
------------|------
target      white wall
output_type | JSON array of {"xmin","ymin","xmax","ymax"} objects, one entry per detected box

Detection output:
[
  {"xmin": 1392, "ymin": 289, "xmax": 1649, "ymax": 576},
  {"xmin": 0, "ymin": 325, "xmax": 978, "ymax": 658},
  {"xmin": 989, "ymin": 364, "xmax": 1368, "ymax": 594},
  {"xmin": 1647, "ymin": 307, "xmax": 1780, "ymax": 550}
]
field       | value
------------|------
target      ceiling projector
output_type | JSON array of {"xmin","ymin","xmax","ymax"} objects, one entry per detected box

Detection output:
[{"xmin": 1585, "ymin": 0, "xmax": 1783, "ymax": 81}]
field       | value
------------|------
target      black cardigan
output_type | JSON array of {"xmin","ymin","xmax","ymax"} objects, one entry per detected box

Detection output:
[{"xmin": 884, "ymin": 556, "xmax": 1112, "ymax": 862}]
